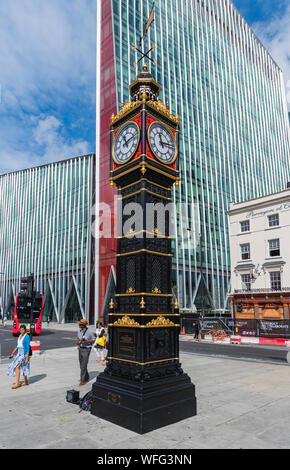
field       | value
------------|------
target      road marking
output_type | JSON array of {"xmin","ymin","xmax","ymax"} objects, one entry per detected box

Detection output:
[{"xmin": 62, "ymin": 337, "xmax": 76, "ymax": 341}]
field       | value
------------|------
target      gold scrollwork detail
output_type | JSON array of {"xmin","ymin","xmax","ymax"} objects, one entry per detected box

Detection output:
[
  {"xmin": 146, "ymin": 316, "xmax": 175, "ymax": 328},
  {"xmin": 111, "ymin": 100, "xmax": 142, "ymax": 125},
  {"xmin": 113, "ymin": 316, "xmax": 140, "ymax": 328},
  {"xmin": 147, "ymin": 99, "xmax": 179, "ymax": 124}
]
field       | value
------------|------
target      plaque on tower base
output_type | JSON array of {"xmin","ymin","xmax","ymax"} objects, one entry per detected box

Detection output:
[{"xmin": 91, "ymin": 369, "xmax": 196, "ymax": 434}]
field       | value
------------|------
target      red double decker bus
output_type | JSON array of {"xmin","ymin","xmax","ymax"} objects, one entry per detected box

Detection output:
[{"xmin": 12, "ymin": 276, "xmax": 43, "ymax": 336}]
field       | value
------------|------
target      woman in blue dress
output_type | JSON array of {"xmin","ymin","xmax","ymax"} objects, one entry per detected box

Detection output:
[{"xmin": 7, "ymin": 324, "xmax": 30, "ymax": 389}]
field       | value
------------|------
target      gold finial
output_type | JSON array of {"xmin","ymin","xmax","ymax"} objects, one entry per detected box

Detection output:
[
  {"xmin": 110, "ymin": 178, "xmax": 114, "ymax": 188},
  {"xmin": 142, "ymin": 63, "xmax": 148, "ymax": 71},
  {"xmin": 110, "ymin": 298, "xmax": 114, "ymax": 309},
  {"xmin": 174, "ymin": 298, "xmax": 179, "ymax": 309},
  {"xmin": 141, "ymin": 164, "xmax": 147, "ymax": 175},
  {"xmin": 140, "ymin": 297, "xmax": 146, "ymax": 309},
  {"xmin": 141, "ymin": 90, "xmax": 147, "ymax": 101}
]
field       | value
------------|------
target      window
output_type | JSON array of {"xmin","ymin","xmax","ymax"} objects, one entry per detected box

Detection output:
[
  {"xmin": 270, "ymin": 271, "xmax": 281, "ymax": 291},
  {"xmin": 269, "ymin": 239, "xmax": 280, "ymax": 257},
  {"xmin": 240, "ymin": 220, "xmax": 250, "ymax": 232},
  {"xmin": 241, "ymin": 274, "xmax": 251, "ymax": 291},
  {"xmin": 241, "ymin": 243, "xmax": 250, "ymax": 260},
  {"xmin": 268, "ymin": 214, "xmax": 279, "ymax": 227}
]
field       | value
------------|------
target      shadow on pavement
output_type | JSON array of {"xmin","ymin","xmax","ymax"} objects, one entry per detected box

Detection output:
[
  {"xmin": 88, "ymin": 371, "xmax": 101, "ymax": 381},
  {"xmin": 29, "ymin": 374, "xmax": 47, "ymax": 384}
]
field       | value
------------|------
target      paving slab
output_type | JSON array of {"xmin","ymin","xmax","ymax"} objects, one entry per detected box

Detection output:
[{"xmin": 1, "ymin": 345, "xmax": 290, "ymax": 449}]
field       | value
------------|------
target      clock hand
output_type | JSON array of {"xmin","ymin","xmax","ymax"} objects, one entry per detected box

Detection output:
[
  {"xmin": 160, "ymin": 138, "xmax": 175, "ymax": 149},
  {"xmin": 125, "ymin": 134, "xmax": 136, "ymax": 145},
  {"xmin": 159, "ymin": 135, "xmax": 164, "ymax": 149}
]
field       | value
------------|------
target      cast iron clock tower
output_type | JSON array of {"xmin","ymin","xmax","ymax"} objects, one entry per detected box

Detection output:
[{"xmin": 91, "ymin": 63, "xmax": 197, "ymax": 434}]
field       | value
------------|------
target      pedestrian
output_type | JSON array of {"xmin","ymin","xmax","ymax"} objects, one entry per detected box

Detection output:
[
  {"xmin": 94, "ymin": 325, "xmax": 107, "ymax": 365},
  {"xmin": 3, "ymin": 314, "xmax": 7, "ymax": 327},
  {"xmin": 7, "ymin": 324, "xmax": 31, "ymax": 389},
  {"xmin": 76, "ymin": 319, "xmax": 95, "ymax": 386},
  {"xmin": 47, "ymin": 316, "xmax": 50, "ymax": 326},
  {"xmin": 194, "ymin": 321, "xmax": 199, "ymax": 340},
  {"xmin": 95, "ymin": 321, "xmax": 105, "ymax": 339}
]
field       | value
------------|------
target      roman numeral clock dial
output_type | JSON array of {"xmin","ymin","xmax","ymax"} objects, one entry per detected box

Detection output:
[
  {"xmin": 113, "ymin": 122, "xmax": 140, "ymax": 165},
  {"xmin": 148, "ymin": 122, "xmax": 177, "ymax": 164}
]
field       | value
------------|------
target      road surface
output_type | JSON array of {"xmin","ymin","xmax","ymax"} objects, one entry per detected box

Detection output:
[{"xmin": 0, "ymin": 325, "xmax": 288, "ymax": 365}]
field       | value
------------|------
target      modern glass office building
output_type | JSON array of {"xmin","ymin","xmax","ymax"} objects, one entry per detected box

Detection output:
[
  {"xmin": 97, "ymin": 0, "xmax": 290, "ymax": 316},
  {"xmin": 0, "ymin": 155, "xmax": 95, "ymax": 324}
]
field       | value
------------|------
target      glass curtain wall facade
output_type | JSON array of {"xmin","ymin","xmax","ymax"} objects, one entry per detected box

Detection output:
[
  {"xmin": 97, "ymin": 0, "xmax": 290, "ymax": 315},
  {"xmin": 0, "ymin": 155, "xmax": 95, "ymax": 324}
]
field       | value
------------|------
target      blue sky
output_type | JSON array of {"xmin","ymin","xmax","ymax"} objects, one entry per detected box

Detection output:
[
  {"xmin": 0, "ymin": 0, "xmax": 289, "ymax": 174},
  {"xmin": 233, "ymin": 0, "xmax": 288, "ymax": 24}
]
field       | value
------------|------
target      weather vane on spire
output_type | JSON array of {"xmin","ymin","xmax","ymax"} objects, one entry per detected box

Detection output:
[{"xmin": 131, "ymin": 2, "xmax": 156, "ymax": 68}]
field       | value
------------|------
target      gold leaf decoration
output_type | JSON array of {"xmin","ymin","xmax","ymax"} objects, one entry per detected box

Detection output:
[
  {"xmin": 146, "ymin": 316, "xmax": 175, "ymax": 328},
  {"xmin": 152, "ymin": 287, "xmax": 161, "ymax": 294},
  {"xmin": 111, "ymin": 100, "xmax": 142, "ymax": 125},
  {"xmin": 113, "ymin": 315, "xmax": 140, "ymax": 328},
  {"xmin": 147, "ymin": 100, "xmax": 179, "ymax": 124}
]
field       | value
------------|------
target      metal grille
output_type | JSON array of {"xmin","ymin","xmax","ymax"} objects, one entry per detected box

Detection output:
[
  {"xmin": 126, "ymin": 258, "xmax": 136, "ymax": 292},
  {"xmin": 151, "ymin": 258, "xmax": 162, "ymax": 292}
]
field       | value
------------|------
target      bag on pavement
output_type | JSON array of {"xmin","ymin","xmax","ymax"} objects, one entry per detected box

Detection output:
[{"xmin": 79, "ymin": 391, "xmax": 94, "ymax": 412}]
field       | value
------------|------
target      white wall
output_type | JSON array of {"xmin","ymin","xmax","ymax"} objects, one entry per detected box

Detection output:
[{"xmin": 229, "ymin": 189, "xmax": 290, "ymax": 294}]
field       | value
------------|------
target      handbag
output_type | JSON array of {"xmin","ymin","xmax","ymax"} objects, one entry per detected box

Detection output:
[{"xmin": 96, "ymin": 335, "xmax": 106, "ymax": 348}]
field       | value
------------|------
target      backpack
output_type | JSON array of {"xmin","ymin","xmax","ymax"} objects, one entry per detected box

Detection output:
[{"xmin": 79, "ymin": 391, "xmax": 94, "ymax": 413}]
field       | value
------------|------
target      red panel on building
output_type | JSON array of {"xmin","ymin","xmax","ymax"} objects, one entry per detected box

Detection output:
[{"xmin": 99, "ymin": 0, "xmax": 117, "ymax": 317}]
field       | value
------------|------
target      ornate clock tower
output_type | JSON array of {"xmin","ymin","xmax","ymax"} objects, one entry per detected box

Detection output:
[{"xmin": 91, "ymin": 63, "xmax": 197, "ymax": 434}]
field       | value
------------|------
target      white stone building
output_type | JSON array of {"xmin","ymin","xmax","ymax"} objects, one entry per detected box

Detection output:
[{"xmin": 228, "ymin": 188, "xmax": 290, "ymax": 319}]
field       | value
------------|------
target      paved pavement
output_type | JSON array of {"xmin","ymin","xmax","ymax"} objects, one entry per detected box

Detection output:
[{"xmin": 2, "ymin": 323, "xmax": 290, "ymax": 449}]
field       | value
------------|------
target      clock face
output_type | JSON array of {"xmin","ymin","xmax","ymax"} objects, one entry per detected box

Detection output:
[
  {"xmin": 148, "ymin": 122, "xmax": 177, "ymax": 164},
  {"xmin": 113, "ymin": 122, "xmax": 140, "ymax": 165}
]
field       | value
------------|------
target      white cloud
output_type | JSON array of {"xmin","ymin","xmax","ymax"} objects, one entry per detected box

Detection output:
[
  {"xmin": 0, "ymin": 115, "xmax": 90, "ymax": 173},
  {"xmin": 0, "ymin": 0, "xmax": 95, "ymax": 173},
  {"xmin": 252, "ymin": 4, "xmax": 290, "ymax": 109}
]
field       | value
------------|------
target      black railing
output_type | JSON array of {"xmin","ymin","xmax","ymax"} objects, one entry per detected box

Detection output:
[{"xmin": 234, "ymin": 287, "xmax": 290, "ymax": 294}]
